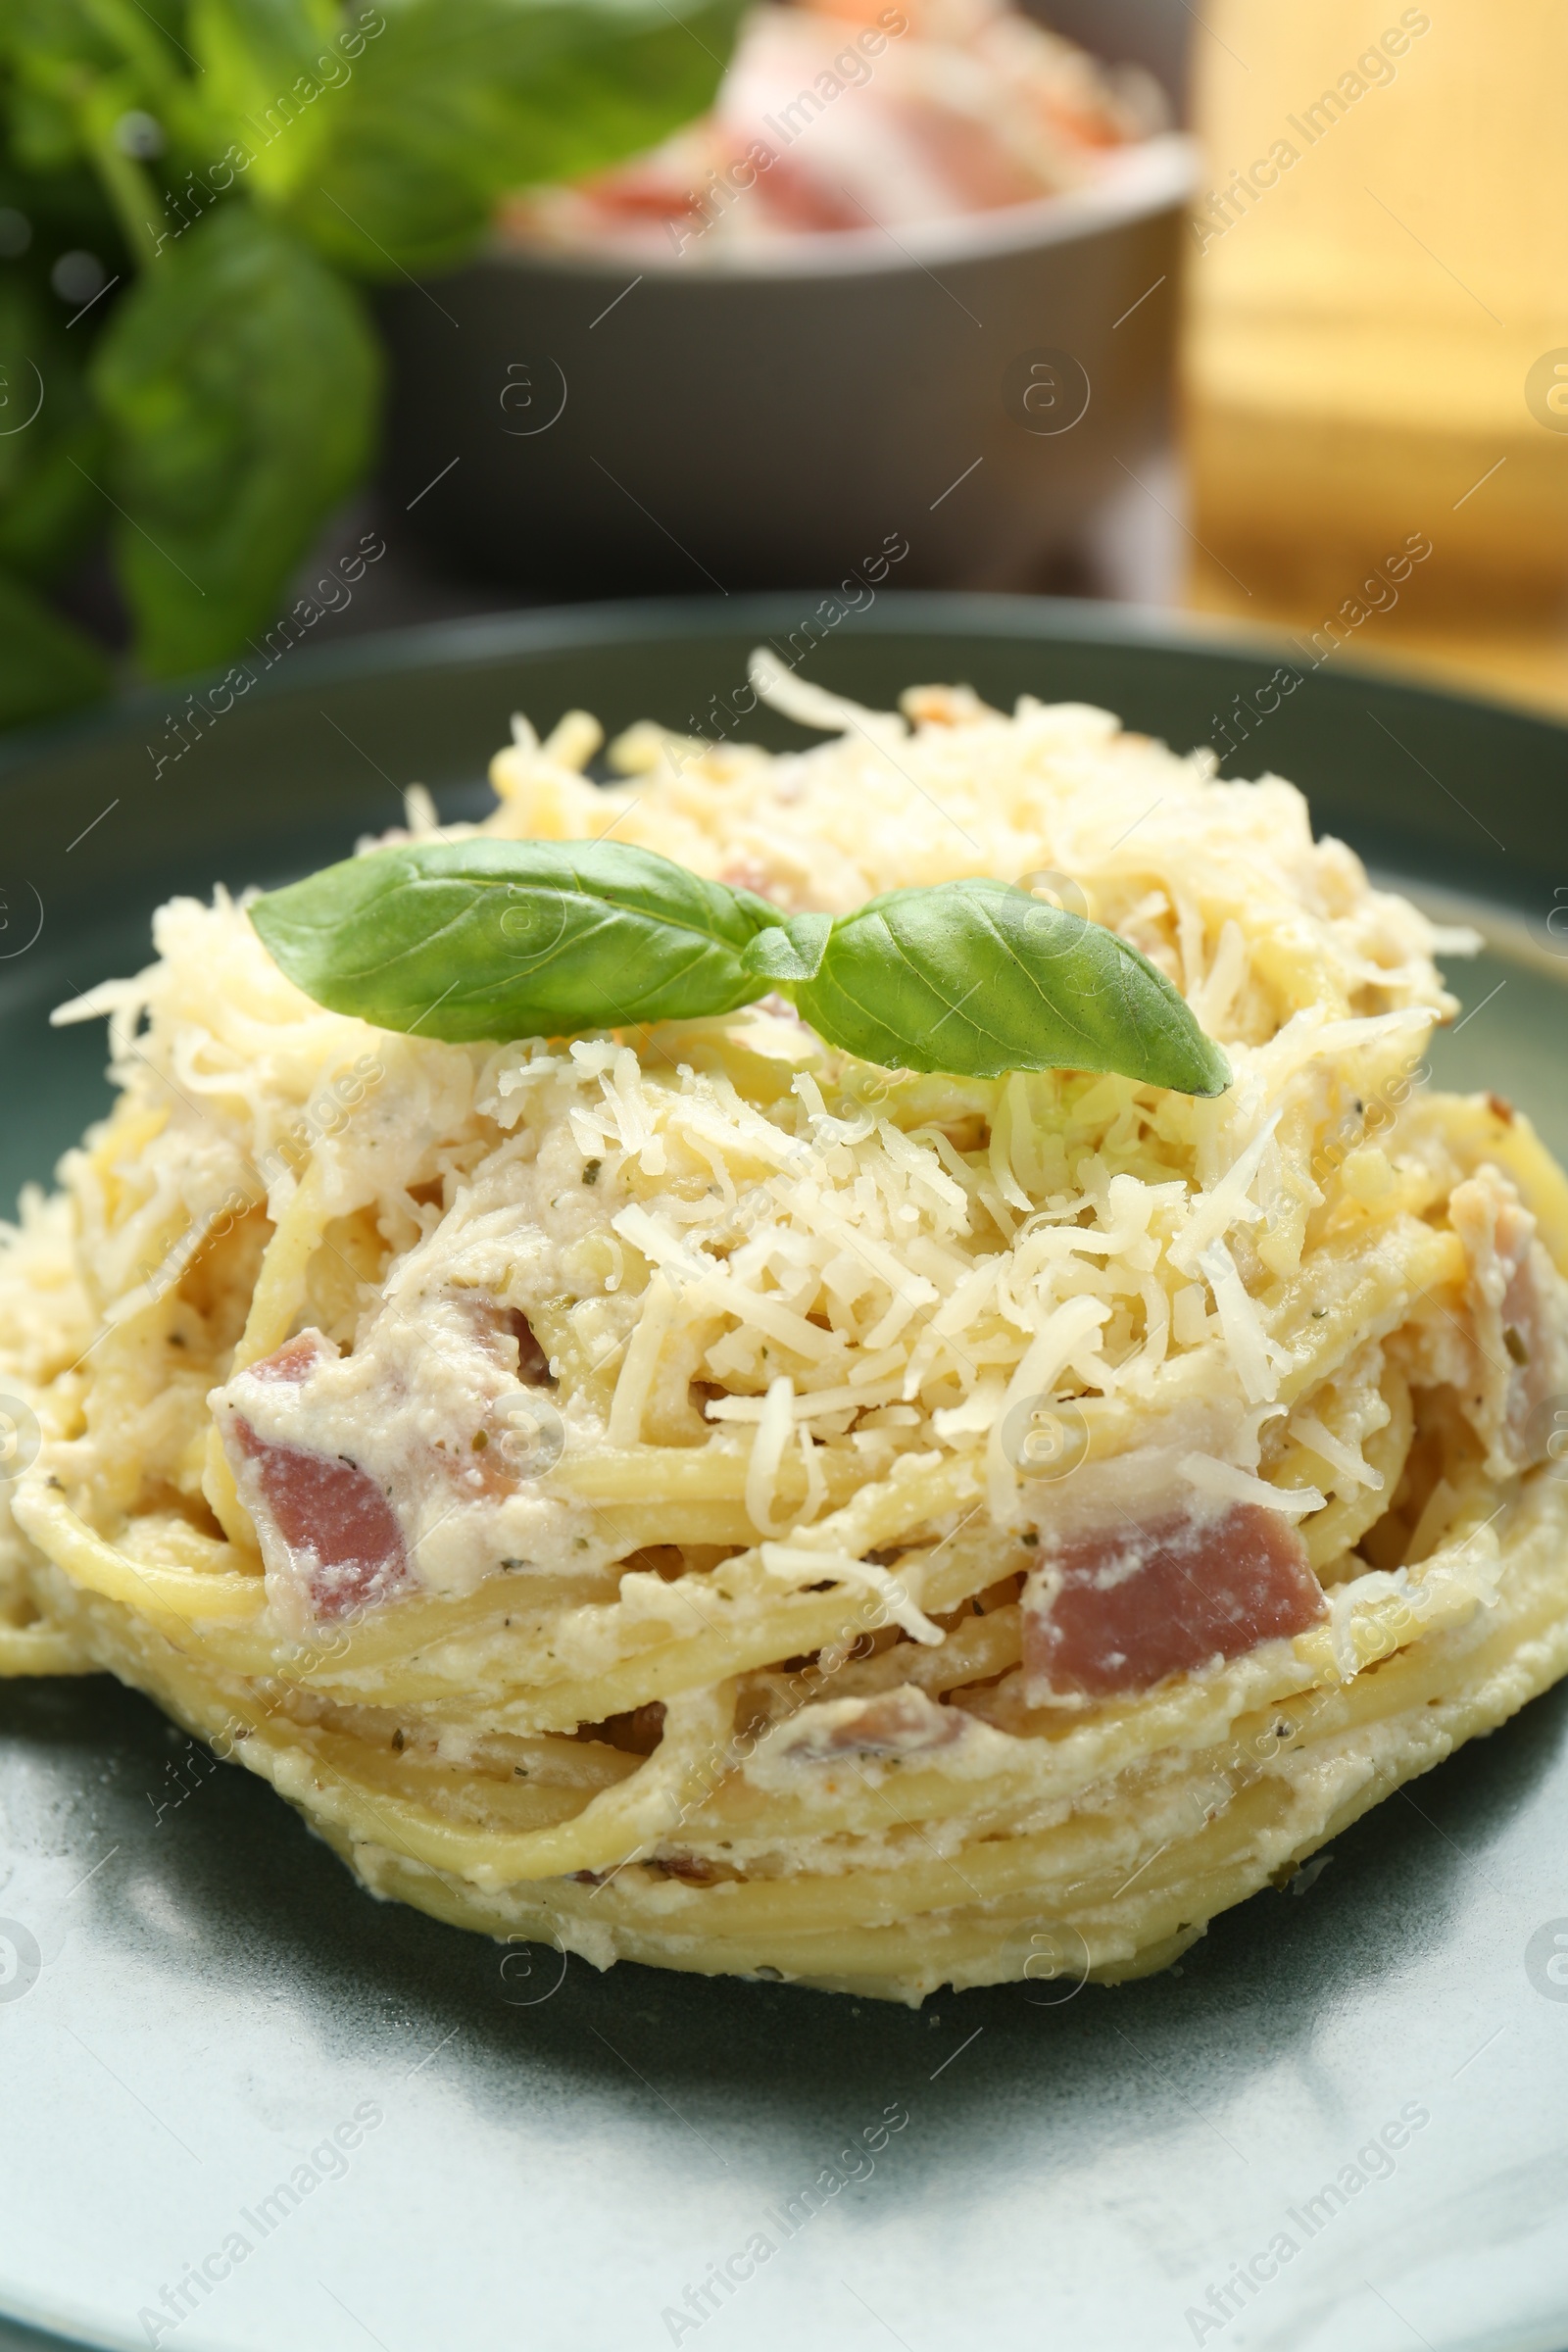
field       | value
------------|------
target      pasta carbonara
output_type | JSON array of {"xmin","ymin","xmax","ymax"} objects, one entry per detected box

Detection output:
[{"xmin": 3, "ymin": 657, "xmax": 1566, "ymax": 2004}]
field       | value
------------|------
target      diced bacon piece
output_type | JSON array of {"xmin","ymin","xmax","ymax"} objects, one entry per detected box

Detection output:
[
  {"xmin": 247, "ymin": 1331, "xmax": 326, "ymax": 1384},
  {"xmin": 880, "ymin": 94, "xmax": 1048, "ymax": 211},
  {"xmin": 743, "ymin": 153, "xmax": 868, "ymax": 233},
  {"xmin": 1450, "ymin": 1165, "xmax": 1568, "ymax": 1477},
  {"xmin": 1022, "ymin": 1504, "xmax": 1325, "ymax": 1701},
  {"xmin": 578, "ymin": 165, "xmax": 703, "ymax": 227},
  {"xmin": 775, "ymin": 1686, "xmax": 966, "ymax": 1764},
  {"xmin": 230, "ymin": 1417, "xmax": 409, "ymax": 1620}
]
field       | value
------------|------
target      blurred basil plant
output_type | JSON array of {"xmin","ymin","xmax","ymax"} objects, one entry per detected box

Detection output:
[{"xmin": 0, "ymin": 0, "xmax": 743, "ymax": 728}]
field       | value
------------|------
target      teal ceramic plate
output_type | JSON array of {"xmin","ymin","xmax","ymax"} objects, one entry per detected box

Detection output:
[{"xmin": 2, "ymin": 597, "xmax": 1566, "ymax": 2352}]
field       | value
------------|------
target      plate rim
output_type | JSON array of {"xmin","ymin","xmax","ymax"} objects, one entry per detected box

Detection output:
[{"xmin": 4, "ymin": 589, "xmax": 1565, "ymax": 791}]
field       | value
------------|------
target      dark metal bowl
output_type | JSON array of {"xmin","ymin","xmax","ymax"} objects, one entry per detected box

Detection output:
[{"xmin": 378, "ymin": 131, "xmax": 1196, "ymax": 599}]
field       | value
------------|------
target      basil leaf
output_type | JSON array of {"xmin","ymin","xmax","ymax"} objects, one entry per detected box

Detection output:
[
  {"xmin": 282, "ymin": 0, "xmax": 748, "ymax": 278},
  {"xmin": 90, "ymin": 205, "xmax": 378, "ymax": 677},
  {"xmin": 251, "ymin": 837, "xmax": 780, "ymax": 1041},
  {"xmin": 789, "ymin": 880, "xmax": 1232, "ymax": 1097},
  {"xmin": 739, "ymin": 912, "xmax": 830, "ymax": 987},
  {"xmin": 252, "ymin": 843, "xmax": 1229, "ymax": 1097},
  {"xmin": 186, "ymin": 0, "xmax": 357, "ymax": 208},
  {"xmin": 1, "ymin": 2, "xmax": 206, "ymax": 205}
]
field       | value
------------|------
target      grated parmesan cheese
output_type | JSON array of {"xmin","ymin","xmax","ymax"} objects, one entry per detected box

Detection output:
[{"xmin": 19, "ymin": 665, "xmax": 1490, "ymax": 1608}]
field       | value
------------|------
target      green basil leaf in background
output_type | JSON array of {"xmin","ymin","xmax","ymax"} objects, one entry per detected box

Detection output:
[
  {"xmin": 185, "ymin": 0, "xmax": 348, "ymax": 206},
  {"xmin": 0, "ymin": 271, "xmax": 105, "ymax": 584},
  {"xmin": 2, "ymin": 77, "xmax": 82, "ymax": 183},
  {"xmin": 251, "ymin": 838, "xmax": 783, "ymax": 1041},
  {"xmin": 789, "ymin": 879, "xmax": 1233, "ymax": 1097},
  {"xmin": 90, "ymin": 203, "xmax": 378, "ymax": 675},
  {"xmin": 0, "ymin": 0, "xmax": 189, "ymax": 83},
  {"xmin": 275, "ymin": 0, "xmax": 747, "ymax": 278},
  {"xmin": 0, "ymin": 563, "xmax": 110, "ymax": 729},
  {"xmin": 1, "ymin": 3, "xmax": 124, "ymax": 176},
  {"xmin": 3, "ymin": 2, "xmax": 223, "ymax": 231},
  {"xmin": 0, "ymin": 0, "xmax": 194, "ymax": 179}
]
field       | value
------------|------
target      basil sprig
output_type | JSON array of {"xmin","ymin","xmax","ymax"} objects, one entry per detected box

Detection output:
[{"xmin": 252, "ymin": 840, "xmax": 1231, "ymax": 1096}]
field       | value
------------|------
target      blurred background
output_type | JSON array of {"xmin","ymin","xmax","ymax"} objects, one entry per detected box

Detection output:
[{"xmin": 1, "ymin": 0, "xmax": 1563, "ymax": 735}]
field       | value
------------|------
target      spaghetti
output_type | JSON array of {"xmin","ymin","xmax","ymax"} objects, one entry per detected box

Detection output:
[{"xmin": 3, "ymin": 659, "xmax": 1566, "ymax": 2003}]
